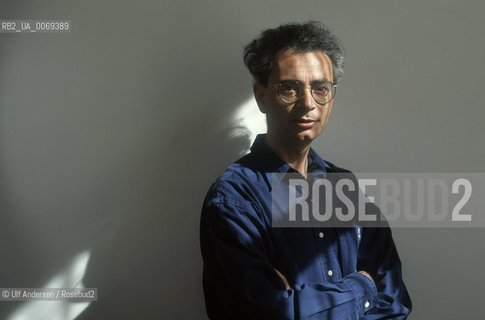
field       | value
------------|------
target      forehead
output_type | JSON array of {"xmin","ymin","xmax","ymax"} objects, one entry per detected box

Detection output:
[{"xmin": 269, "ymin": 50, "xmax": 334, "ymax": 82}]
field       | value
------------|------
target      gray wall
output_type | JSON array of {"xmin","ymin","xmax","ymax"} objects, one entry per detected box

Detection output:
[{"xmin": 0, "ymin": 1, "xmax": 484, "ymax": 319}]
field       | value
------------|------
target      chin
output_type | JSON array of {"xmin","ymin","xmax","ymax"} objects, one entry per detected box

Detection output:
[{"xmin": 295, "ymin": 131, "xmax": 317, "ymax": 145}]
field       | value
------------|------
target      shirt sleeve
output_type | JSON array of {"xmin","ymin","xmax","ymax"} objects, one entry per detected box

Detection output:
[
  {"xmin": 357, "ymin": 225, "xmax": 412, "ymax": 319},
  {"xmin": 200, "ymin": 197, "xmax": 379, "ymax": 320}
]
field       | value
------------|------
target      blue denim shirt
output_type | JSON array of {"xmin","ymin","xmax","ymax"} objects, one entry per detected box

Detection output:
[{"xmin": 200, "ymin": 134, "xmax": 411, "ymax": 319}]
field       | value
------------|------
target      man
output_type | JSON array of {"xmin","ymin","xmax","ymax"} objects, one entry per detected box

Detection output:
[{"xmin": 200, "ymin": 22, "xmax": 411, "ymax": 319}]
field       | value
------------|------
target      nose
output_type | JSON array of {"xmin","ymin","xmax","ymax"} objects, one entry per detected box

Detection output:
[{"xmin": 296, "ymin": 87, "xmax": 315, "ymax": 110}]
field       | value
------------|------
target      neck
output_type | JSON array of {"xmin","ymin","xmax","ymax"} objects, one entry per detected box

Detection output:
[{"xmin": 265, "ymin": 133, "xmax": 311, "ymax": 177}]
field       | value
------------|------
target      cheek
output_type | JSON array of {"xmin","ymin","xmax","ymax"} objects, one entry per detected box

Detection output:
[
  {"xmin": 321, "ymin": 107, "xmax": 333, "ymax": 127},
  {"xmin": 321, "ymin": 104, "xmax": 333, "ymax": 118},
  {"xmin": 270, "ymin": 104, "xmax": 292, "ymax": 118}
]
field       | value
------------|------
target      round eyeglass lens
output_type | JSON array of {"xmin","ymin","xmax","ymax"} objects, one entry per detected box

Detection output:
[{"xmin": 311, "ymin": 83, "xmax": 335, "ymax": 104}]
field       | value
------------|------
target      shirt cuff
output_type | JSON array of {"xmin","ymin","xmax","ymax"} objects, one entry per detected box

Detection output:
[{"xmin": 341, "ymin": 272, "xmax": 378, "ymax": 317}]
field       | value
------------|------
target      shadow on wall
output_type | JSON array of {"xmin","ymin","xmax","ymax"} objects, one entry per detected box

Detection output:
[
  {"xmin": 73, "ymin": 112, "xmax": 255, "ymax": 320},
  {"xmin": 0, "ymin": 1, "xmax": 265, "ymax": 319}
]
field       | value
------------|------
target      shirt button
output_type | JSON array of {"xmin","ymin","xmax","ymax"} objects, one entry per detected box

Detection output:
[
  {"xmin": 327, "ymin": 270, "xmax": 333, "ymax": 276},
  {"xmin": 318, "ymin": 232, "xmax": 324, "ymax": 238},
  {"xmin": 364, "ymin": 301, "xmax": 370, "ymax": 308}
]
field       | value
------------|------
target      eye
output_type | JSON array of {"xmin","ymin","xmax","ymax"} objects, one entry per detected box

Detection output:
[
  {"xmin": 279, "ymin": 82, "xmax": 299, "ymax": 96},
  {"xmin": 312, "ymin": 83, "xmax": 331, "ymax": 96}
]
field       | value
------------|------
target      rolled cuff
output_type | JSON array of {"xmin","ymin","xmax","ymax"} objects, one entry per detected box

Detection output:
[{"xmin": 341, "ymin": 272, "xmax": 378, "ymax": 317}]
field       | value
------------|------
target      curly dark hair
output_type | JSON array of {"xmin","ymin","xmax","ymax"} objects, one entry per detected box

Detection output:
[{"xmin": 243, "ymin": 21, "xmax": 345, "ymax": 86}]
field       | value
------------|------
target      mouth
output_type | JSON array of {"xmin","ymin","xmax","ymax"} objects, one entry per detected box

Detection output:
[{"xmin": 293, "ymin": 118, "xmax": 319, "ymax": 129}]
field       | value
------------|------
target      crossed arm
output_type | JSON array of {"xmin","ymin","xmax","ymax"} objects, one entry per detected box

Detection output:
[
  {"xmin": 201, "ymin": 198, "xmax": 411, "ymax": 319},
  {"xmin": 276, "ymin": 268, "xmax": 374, "ymax": 291}
]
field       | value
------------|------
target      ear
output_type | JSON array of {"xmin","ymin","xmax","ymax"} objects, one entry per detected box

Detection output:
[{"xmin": 253, "ymin": 83, "xmax": 267, "ymax": 114}]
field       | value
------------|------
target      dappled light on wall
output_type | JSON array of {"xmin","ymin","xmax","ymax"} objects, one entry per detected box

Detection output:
[
  {"xmin": 7, "ymin": 250, "xmax": 92, "ymax": 320},
  {"xmin": 230, "ymin": 97, "xmax": 266, "ymax": 154}
]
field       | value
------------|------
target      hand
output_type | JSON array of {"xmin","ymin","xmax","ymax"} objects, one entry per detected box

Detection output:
[
  {"xmin": 358, "ymin": 270, "xmax": 375, "ymax": 285},
  {"xmin": 274, "ymin": 268, "xmax": 291, "ymax": 290}
]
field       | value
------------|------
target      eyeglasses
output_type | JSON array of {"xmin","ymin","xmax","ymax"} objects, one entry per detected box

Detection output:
[{"xmin": 274, "ymin": 80, "xmax": 337, "ymax": 105}]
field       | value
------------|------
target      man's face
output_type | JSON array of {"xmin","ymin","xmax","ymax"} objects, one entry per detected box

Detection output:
[{"xmin": 254, "ymin": 50, "xmax": 335, "ymax": 146}]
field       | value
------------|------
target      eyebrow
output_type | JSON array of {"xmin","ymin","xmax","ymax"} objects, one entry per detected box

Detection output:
[{"xmin": 279, "ymin": 79, "xmax": 333, "ymax": 84}]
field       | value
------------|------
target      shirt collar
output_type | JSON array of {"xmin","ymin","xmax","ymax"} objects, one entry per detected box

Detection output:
[{"xmin": 249, "ymin": 134, "xmax": 331, "ymax": 185}]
